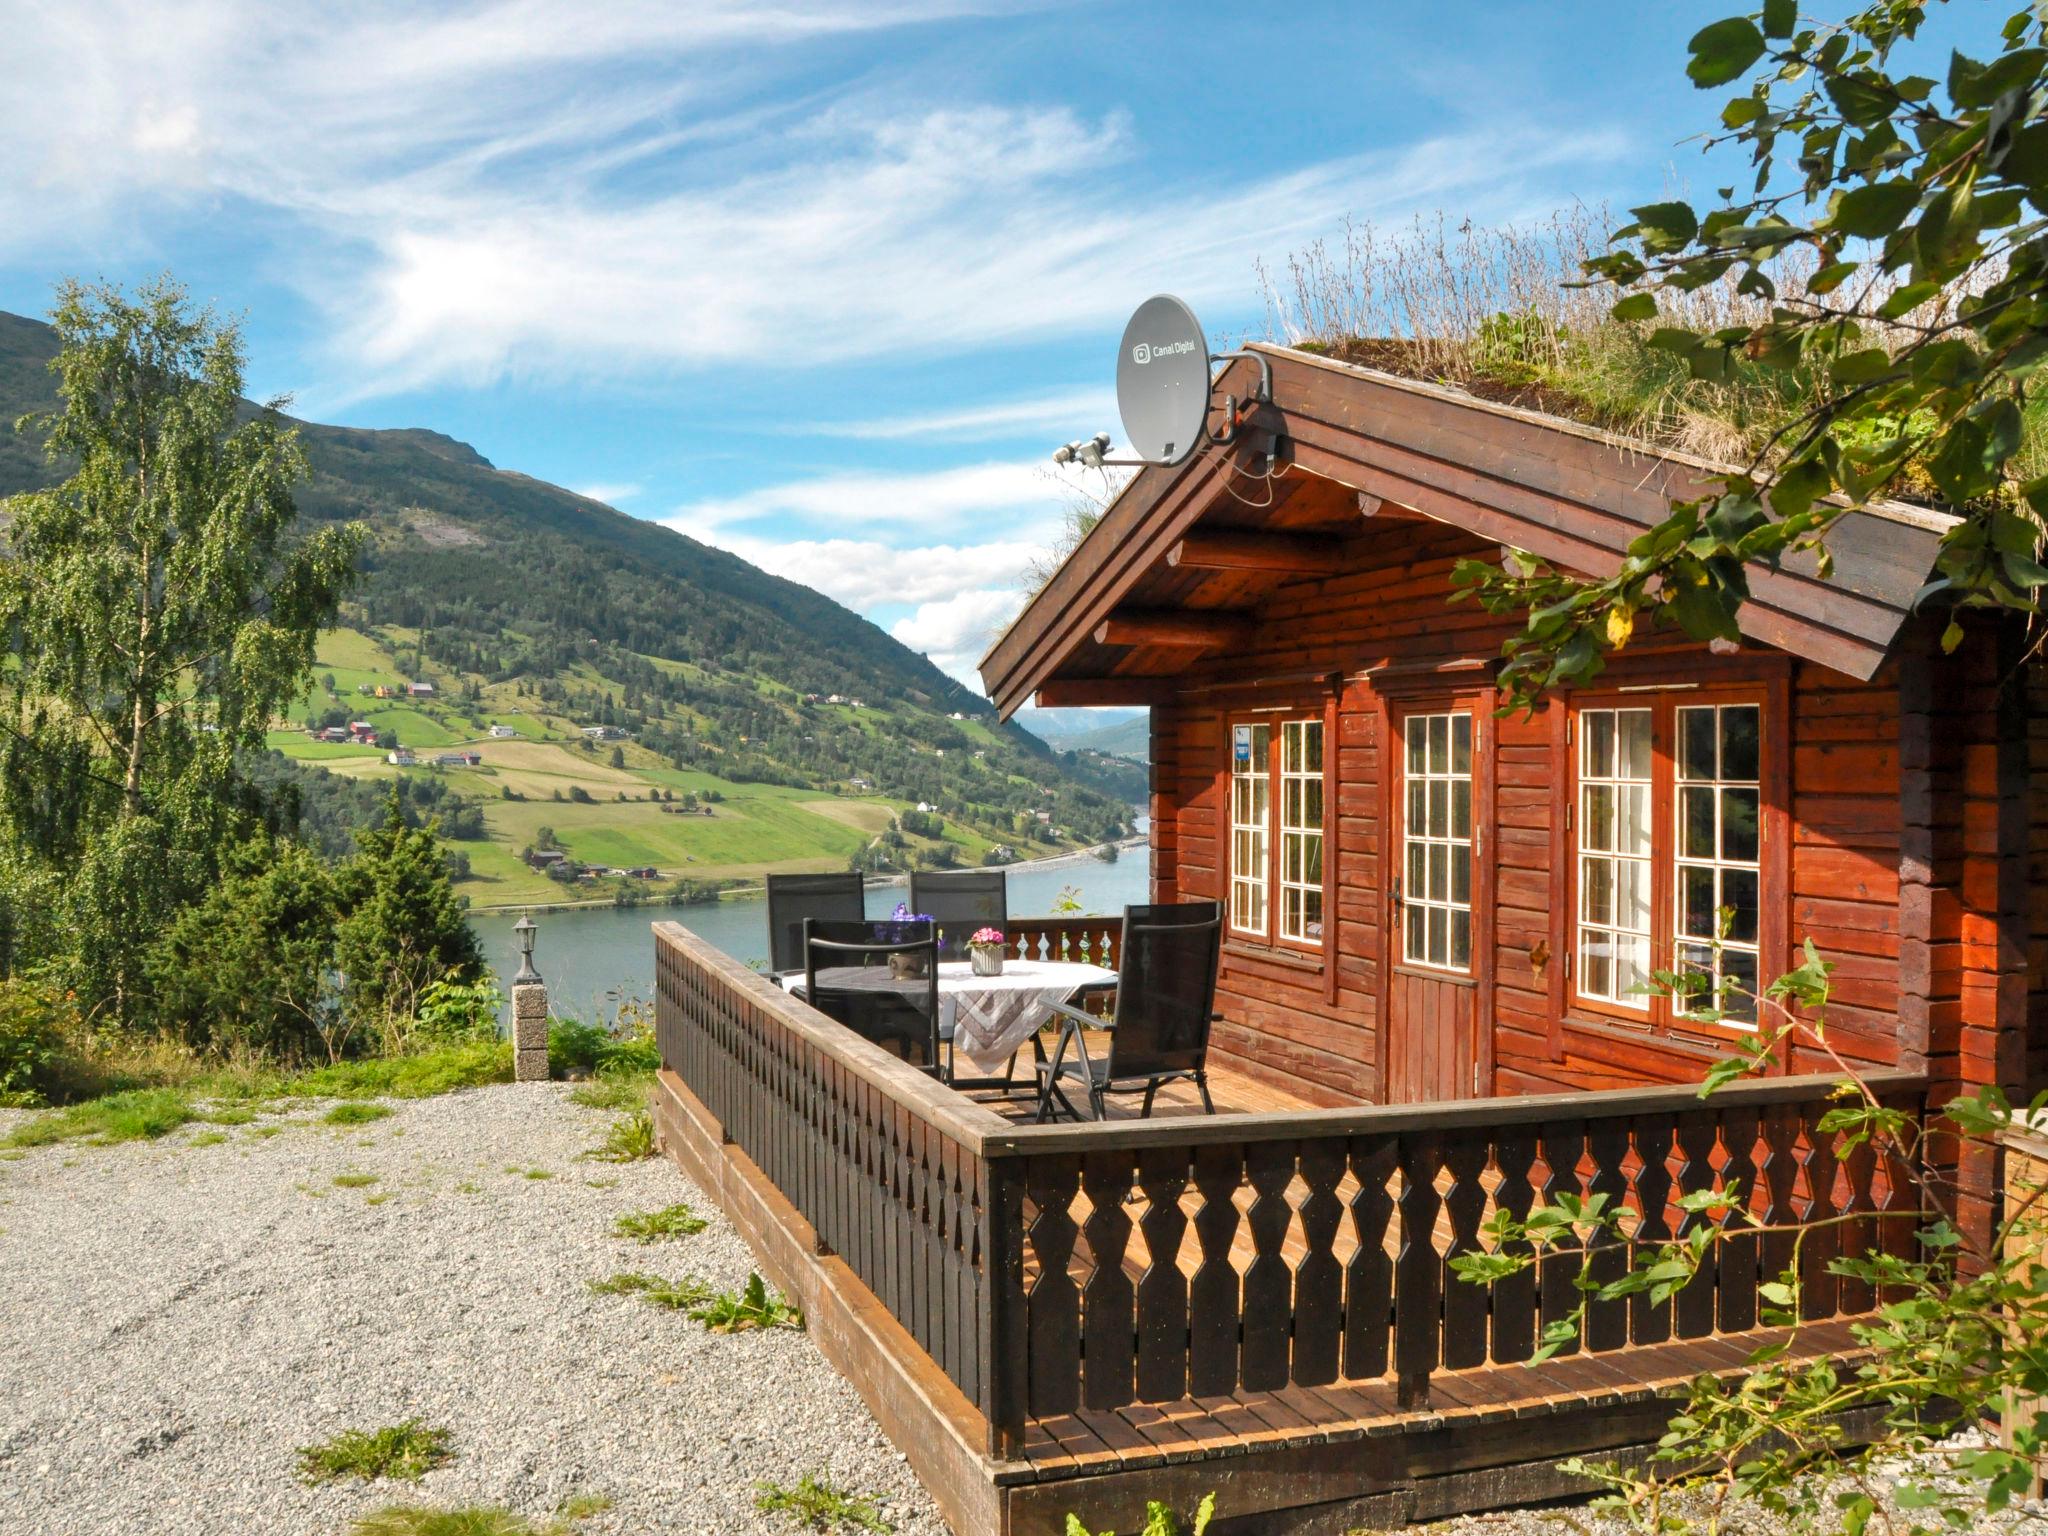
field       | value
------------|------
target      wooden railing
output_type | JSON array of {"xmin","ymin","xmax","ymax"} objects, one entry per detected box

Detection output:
[
  {"xmin": 1005, "ymin": 915, "xmax": 1122, "ymax": 970},
  {"xmin": 655, "ymin": 920, "xmax": 1923, "ymax": 1456}
]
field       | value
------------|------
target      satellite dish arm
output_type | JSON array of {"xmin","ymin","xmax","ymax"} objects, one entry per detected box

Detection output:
[{"xmin": 1202, "ymin": 349, "xmax": 1274, "ymax": 448}]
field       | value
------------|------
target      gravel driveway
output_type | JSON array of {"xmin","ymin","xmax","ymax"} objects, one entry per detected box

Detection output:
[{"xmin": 0, "ymin": 1084, "xmax": 947, "ymax": 1536}]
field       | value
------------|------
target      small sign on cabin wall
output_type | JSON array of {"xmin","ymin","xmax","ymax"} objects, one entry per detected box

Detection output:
[{"xmin": 1232, "ymin": 725, "xmax": 1254, "ymax": 765}]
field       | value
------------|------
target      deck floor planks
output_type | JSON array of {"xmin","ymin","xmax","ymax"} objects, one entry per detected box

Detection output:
[{"xmin": 1019, "ymin": 1320, "xmax": 1869, "ymax": 1480}]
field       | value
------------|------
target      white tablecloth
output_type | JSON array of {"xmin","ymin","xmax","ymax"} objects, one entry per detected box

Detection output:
[{"xmin": 780, "ymin": 958, "xmax": 1115, "ymax": 1075}]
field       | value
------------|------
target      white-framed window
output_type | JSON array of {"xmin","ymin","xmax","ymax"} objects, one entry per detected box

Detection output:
[
  {"xmin": 1401, "ymin": 711, "xmax": 1474, "ymax": 972},
  {"xmin": 1577, "ymin": 707, "xmax": 1653, "ymax": 1009},
  {"xmin": 1674, "ymin": 703, "xmax": 1762, "ymax": 1025},
  {"xmin": 1229, "ymin": 721, "xmax": 1271, "ymax": 936},
  {"xmin": 1279, "ymin": 719, "xmax": 1325, "ymax": 942}
]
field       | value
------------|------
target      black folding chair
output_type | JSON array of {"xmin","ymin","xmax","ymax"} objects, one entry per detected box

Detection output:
[
  {"xmin": 909, "ymin": 868, "xmax": 1008, "ymax": 961},
  {"xmin": 1035, "ymin": 902, "xmax": 1223, "ymax": 1122},
  {"xmin": 800, "ymin": 918, "xmax": 941, "ymax": 1075},
  {"xmin": 765, "ymin": 871, "xmax": 865, "ymax": 976}
]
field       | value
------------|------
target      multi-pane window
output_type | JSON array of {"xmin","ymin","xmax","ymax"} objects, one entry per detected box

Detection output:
[
  {"xmin": 1675, "ymin": 704, "xmax": 1762, "ymax": 1024},
  {"xmin": 1402, "ymin": 712, "xmax": 1474, "ymax": 971},
  {"xmin": 1577, "ymin": 708, "xmax": 1653, "ymax": 1008},
  {"xmin": 1571, "ymin": 695, "xmax": 1768, "ymax": 1030},
  {"xmin": 1229, "ymin": 722, "xmax": 1271, "ymax": 935},
  {"xmin": 1279, "ymin": 720, "xmax": 1325, "ymax": 942}
]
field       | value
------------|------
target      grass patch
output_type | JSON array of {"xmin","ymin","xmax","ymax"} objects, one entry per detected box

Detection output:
[
  {"xmin": 188, "ymin": 1131, "xmax": 229, "ymax": 1148},
  {"xmin": 3, "ymin": 1087, "xmax": 197, "ymax": 1148},
  {"xmin": 333, "ymin": 1172, "xmax": 380, "ymax": 1189},
  {"xmin": 567, "ymin": 1071, "xmax": 652, "ymax": 1112},
  {"xmin": 286, "ymin": 1041, "xmax": 512, "ymax": 1101},
  {"xmin": 554, "ymin": 1493, "xmax": 612, "ymax": 1520},
  {"xmin": 325, "ymin": 1102, "xmax": 395, "ymax": 1126},
  {"xmin": 754, "ymin": 1475, "xmax": 892, "ymax": 1533},
  {"xmin": 586, "ymin": 1271, "xmax": 660, "ymax": 1296},
  {"xmin": 205, "ymin": 1105, "xmax": 257, "ymax": 1126},
  {"xmin": 366, "ymin": 1192, "xmax": 392, "ymax": 1206},
  {"xmin": 584, "ymin": 1108, "xmax": 654, "ymax": 1163},
  {"xmin": 613, "ymin": 1203, "xmax": 706, "ymax": 1244},
  {"xmin": 298, "ymin": 1420, "xmax": 453, "ymax": 1484},
  {"xmin": 351, "ymin": 1507, "xmax": 563, "ymax": 1536},
  {"xmin": 693, "ymin": 1273, "xmax": 804, "ymax": 1333},
  {"xmin": 522, "ymin": 1168, "xmax": 552, "ymax": 1181}
]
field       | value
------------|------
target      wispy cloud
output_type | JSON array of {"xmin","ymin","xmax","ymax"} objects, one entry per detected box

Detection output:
[
  {"xmin": 0, "ymin": 4, "xmax": 1633, "ymax": 405},
  {"xmin": 663, "ymin": 459, "xmax": 1067, "ymax": 534},
  {"xmin": 805, "ymin": 388, "xmax": 1117, "ymax": 442},
  {"xmin": 571, "ymin": 481, "xmax": 641, "ymax": 506}
]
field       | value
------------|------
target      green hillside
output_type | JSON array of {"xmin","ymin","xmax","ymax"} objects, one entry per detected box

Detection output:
[{"xmin": 0, "ymin": 308, "xmax": 1136, "ymax": 907}]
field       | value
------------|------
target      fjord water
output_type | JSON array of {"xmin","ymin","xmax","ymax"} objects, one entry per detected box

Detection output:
[{"xmin": 474, "ymin": 850, "xmax": 1153, "ymax": 1024}]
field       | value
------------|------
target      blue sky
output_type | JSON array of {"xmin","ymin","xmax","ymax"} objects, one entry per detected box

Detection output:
[{"xmin": 0, "ymin": 2, "xmax": 1983, "ymax": 686}]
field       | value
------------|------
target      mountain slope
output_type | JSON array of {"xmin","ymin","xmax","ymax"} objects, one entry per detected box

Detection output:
[{"xmin": 0, "ymin": 308, "xmax": 1134, "ymax": 902}]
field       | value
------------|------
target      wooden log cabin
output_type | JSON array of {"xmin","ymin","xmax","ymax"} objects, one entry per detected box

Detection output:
[
  {"xmin": 649, "ymin": 341, "xmax": 2032, "ymax": 1534},
  {"xmin": 981, "ymin": 341, "xmax": 2035, "ymax": 1252}
]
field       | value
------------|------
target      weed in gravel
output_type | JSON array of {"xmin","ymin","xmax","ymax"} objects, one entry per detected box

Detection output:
[
  {"xmin": 583, "ymin": 1176, "xmax": 618, "ymax": 1189},
  {"xmin": 350, "ymin": 1506, "xmax": 557, "ymax": 1536},
  {"xmin": 366, "ymin": 1192, "xmax": 392, "ymax": 1206},
  {"xmin": 204, "ymin": 1105, "xmax": 257, "ymax": 1125},
  {"xmin": 248, "ymin": 1124, "xmax": 286, "ymax": 1139},
  {"xmin": 326, "ymin": 1102, "xmax": 394, "ymax": 1126},
  {"xmin": 555, "ymin": 1492, "xmax": 613, "ymax": 1519},
  {"xmin": 586, "ymin": 1271, "xmax": 660, "ymax": 1296},
  {"xmin": 285, "ymin": 1042, "xmax": 512, "ymax": 1102},
  {"xmin": 188, "ymin": 1131, "xmax": 228, "ymax": 1148},
  {"xmin": 298, "ymin": 1420, "xmax": 454, "ymax": 1484},
  {"xmin": 333, "ymin": 1172, "xmax": 380, "ymax": 1189},
  {"xmin": 567, "ymin": 1071, "xmax": 651, "ymax": 1112},
  {"xmin": 522, "ymin": 1168, "xmax": 552, "ymax": 1180},
  {"xmin": 754, "ymin": 1475, "xmax": 893, "ymax": 1532},
  {"xmin": 455, "ymin": 1180, "xmax": 482, "ymax": 1194},
  {"xmin": 584, "ymin": 1108, "xmax": 654, "ymax": 1163},
  {"xmin": 692, "ymin": 1273, "xmax": 803, "ymax": 1333},
  {"xmin": 3, "ymin": 1087, "xmax": 197, "ymax": 1148},
  {"xmin": 614, "ymin": 1203, "xmax": 707, "ymax": 1243}
]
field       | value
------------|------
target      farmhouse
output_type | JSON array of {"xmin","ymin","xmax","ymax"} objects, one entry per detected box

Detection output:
[
  {"xmin": 385, "ymin": 749, "xmax": 414, "ymax": 766},
  {"xmin": 406, "ymin": 680, "xmax": 435, "ymax": 697},
  {"xmin": 488, "ymin": 724, "xmax": 519, "ymax": 738},
  {"xmin": 649, "ymin": 343, "xmax": 2039, "ymax": 1534}
]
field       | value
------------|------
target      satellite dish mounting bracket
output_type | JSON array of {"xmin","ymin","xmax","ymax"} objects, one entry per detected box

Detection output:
[{"xmin": 1199, "ymin": 350, "xmax": 1273, "ymax": 450}]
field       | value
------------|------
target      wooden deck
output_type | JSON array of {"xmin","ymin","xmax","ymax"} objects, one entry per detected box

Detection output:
[{"xmin": 967, "ymin": 1037, "xmax": 1320, "ymax": 1123}]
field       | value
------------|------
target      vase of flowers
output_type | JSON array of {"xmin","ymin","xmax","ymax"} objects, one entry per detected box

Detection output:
[
  {"xmin": 887, "ymin": 903, "xmax": 935, "ymax": 978},
  {"xmin": 968, "ymin": 928, "xmax": 1006, "ymax": 977}
]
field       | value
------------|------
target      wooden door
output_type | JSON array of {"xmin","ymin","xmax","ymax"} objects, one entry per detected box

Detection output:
[{"xmin": 1384, "ymin": 700, "xmax": 1488, "ymax": 1103}]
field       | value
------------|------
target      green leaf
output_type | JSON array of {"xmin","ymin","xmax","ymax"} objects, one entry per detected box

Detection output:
[
  {"xmin": 1828, "ymin": 180, "xmax": 1919, "ymax": 239},
  {"xmin": 1686, "ymin": 17, "xmax": 1768, "ymax": 88},
  {"xmin": 1807, "ymin": 259, "xmax": 1860, "ymax": 295},
  {"xmin": 1879, "ymin": 281, "xmax": 1940, "ymax": 318},
  {"xmin": 1760, "ymin": 0, "xmax": 1794, "ymax": 37},
  {"xmin": 1609, "ymin": 292, "xmax": 1659, "ymax": 322},
  {"xmin": 1628, "ymin": 200, "xmax": 1699, "ymax": 252}
]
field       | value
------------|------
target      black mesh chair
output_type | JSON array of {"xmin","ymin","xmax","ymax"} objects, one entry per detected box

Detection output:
[
  {"xmin": 765, "ymin": 871, "xmax": 865, "ymax": 976},
  {"xmin": 909, "ymin": 869, "xmax": 1008, "ymax": 962},
  {"xmin": 801, "ymin": 918, "xmax": 941, "ymax": 1074},
  {"xmin": 1034, "ymin": 902, "xmax": 1224, "ymax": 1122}
]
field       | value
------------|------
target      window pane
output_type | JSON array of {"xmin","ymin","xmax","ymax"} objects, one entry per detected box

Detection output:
[
  {"xmin": 1449, "ymin": 843, "xmax": 1470, "ymax": 905},
  {"xmin": 1450, "ymin": 779, "xmax": 1472, "ymax": 839},
  {"xmin": 1428, "ymin": 714, "xmax": 1449, "ymax": 774},
  {"xmin": 1427, "ymin": 780, "xmax": 1448, "ymax": 837},
  {"xmin": 1451, "ymin": 715, "xmax": 1472, "ymax": 776},
  {"xmin": 1721, "ymin": 705, "xmax": 1760, "ymax": 783},
  {"xmin": 1408, "ymin": 721, "xmax": 1426, "ymax": 773},
  {"xmin": 1678, "ymin": 865, "xmax": 1716, "ymax": 938},
  {"xmin": 1303, "ymin": 837, "xmax": 1322, "ymax": 885},
  {"xmin": 1450, "ymin": 908, "xmax": 1472, "ymax": 969},
  {"xmin": 1678, "ymin": 707, "xmax": 1717, "ymax": 781},
  {"xmin": 1723, "ymin": 950, "xmax": 1759, "ymax": 1023},
  {"xmin": 1407, "ymin": 780, "xmax": 1425, "ymax": 832},
  {"xmin": 1407, "ymin": 903, "xmax": 1426, "ymax": 960},
  {"xmin": 1618, "ymin": 784, "xmax": 1651, "ymax": 856},
  {"xmin": 1722, "ymin": 868, "xmax": 1758, "ymax": 944},
  {"xmin": 1580, "ymin": 932, "xmax": 1612, "ymax": 999},
  {"xmin": 1720, "ymin": 788, "xmax": 1760, "ymax": 862},
  {"xmin": 1305, "ymin": 719, "xmax": 1324, "ymax": 762},
  {"xmin": 1584, "ymin": 784, "xmax": 1614, "ymax": 852},
  {"xmin": 1585, "ymin": 711, "xmax": 1615, "ymax": 779},
  {"xmin": 1615, "ymin": 934, "xmax": 1648, "ymax": 1000},
  {"xmin": 1302, "ymin": 889, "xmax": 1323, "ymax": 937},
  {"xmin": 1427, "ymin": 904, "xmax": 1447, "ymax": 966},
  {"xmin": 1616, "ymin": 858, "xmax": 1650, "ymax": 930},
  {"xmin": 1407, "ymin": 841, "xmax": 1426, "ymax": 897},
  {"xmin": 1620, "ymin": 710, "xmax": 1653, "ymax": 779},
  {"xmin": 1428, "ymin": 842, "xmax": 1448, "ymax": 902},
  {"xmin": 1304, "ymin": 779, "xmax": 1322, "ymax": 825},
  {"xmin": 1680, "ymin": 785, "xmax": 1716, "ymax": 860},
  {"xmin": 1582, "ymin": 856, "xmax": 1615, "ymax": 925}
]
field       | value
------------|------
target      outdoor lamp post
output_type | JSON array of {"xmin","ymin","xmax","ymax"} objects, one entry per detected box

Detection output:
[
  {"xmin": 513, "ymin": 914, "xmax": 540, "ymax": 983},
  {"xmin": 511, "ymin": 916, "xmax": 548, "ymax": 1081}
]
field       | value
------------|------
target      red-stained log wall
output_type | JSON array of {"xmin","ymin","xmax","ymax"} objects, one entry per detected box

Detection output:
[{"xmin": 1143, "ymin": 515, "xmax": 1958, "ymax": 1112}]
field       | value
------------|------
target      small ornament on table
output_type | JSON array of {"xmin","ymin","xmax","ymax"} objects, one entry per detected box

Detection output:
[{"xmin": 887, "ymin": 902, "xmax": 935, "ymax": 978}]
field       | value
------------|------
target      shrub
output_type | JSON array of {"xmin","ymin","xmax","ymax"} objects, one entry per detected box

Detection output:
[
  {"xmin": 0, "ymin": 980, "xmax": 80, "ymax": 1106},
  {"xmin": 412, "ymin": 978, "xmax": 502, "ymax": 1046},
  {"xmin": 1064, "ymin": 1494, "xmax": 1214, "ymax": 1536},
  {"xmin": 297, "ymin": 1420, "xmax": 453, "ymax": 1483}
]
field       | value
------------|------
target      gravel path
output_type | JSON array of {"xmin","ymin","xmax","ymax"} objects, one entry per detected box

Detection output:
[{"xmin": 0, "ymin": 1084, "xmax": 946, "ymax": 1536}]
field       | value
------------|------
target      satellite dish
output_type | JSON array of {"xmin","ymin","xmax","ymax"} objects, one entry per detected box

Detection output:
[{"xmin": 1116, "ymin": 295, "xmax": 1211, "ymax": 466}]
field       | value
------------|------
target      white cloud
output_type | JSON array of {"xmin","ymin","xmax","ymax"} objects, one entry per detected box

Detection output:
[
  {"xmin": 890, "ymin": 589, "xmax": 1026, "ymax": 681},
  {"xmin": 0, "ymin": 4, "xmax": 1633, "ymax": 403},
  {"xmin": 571, "ymin": 481, "xmax": 641, "ymax": 506},
  {"xmin": 804, "ymin": 388, "xmax": 1118, "ymax": 442},
  {"xmin": 663, "ymin": 459, "xmax": 1066, "ymax": 534}
]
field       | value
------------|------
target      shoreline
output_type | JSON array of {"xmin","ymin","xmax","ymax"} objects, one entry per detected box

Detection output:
[{"xmin": 465, "ymin": 833, "xmax": 1149, "ymax": 915}]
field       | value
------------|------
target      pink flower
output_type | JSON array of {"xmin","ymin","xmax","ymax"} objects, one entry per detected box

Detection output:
[{"xmin": 968, "ymin": 927, "xmax": 1005, "ymax": 948}]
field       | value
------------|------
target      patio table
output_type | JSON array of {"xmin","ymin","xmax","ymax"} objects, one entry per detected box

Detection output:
[{"xmin": 781, "ymin": 957, "xmax": 1115, "ymax": 1075}]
